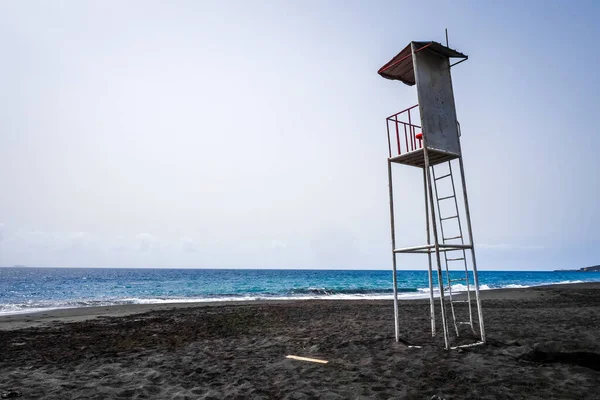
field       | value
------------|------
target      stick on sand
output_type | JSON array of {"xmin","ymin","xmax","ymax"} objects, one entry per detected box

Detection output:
[{"xmin": 286, "ymin": 355, "xmax": 329, "ymax": 364}]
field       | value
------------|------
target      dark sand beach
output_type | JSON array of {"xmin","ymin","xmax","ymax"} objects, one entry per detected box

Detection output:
[{"xmin": 1, "ymin": 283, "xmax": 599, "ymax": 399}]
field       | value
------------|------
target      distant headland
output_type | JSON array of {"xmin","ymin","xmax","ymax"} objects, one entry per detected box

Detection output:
[{"xmin": 555, "ymin": 265, "xmax": 600, "ymax": 272}]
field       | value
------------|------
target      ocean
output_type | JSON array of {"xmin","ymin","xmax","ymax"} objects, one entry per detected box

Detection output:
[{"xmin": 1, "ymin": 267, "xmax": 598, "ymax": 316}]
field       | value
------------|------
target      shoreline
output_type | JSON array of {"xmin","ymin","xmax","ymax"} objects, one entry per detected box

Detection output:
[{"xmin": 1, "ymin": 282, "xmax": 597, "ymax": 331}]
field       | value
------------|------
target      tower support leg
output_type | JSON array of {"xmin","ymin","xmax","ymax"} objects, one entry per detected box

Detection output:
[
  {"xmin": 387, "ymin": 159, "xmax": 400, "ymax": 342},
  {"xmin": 423, "ymin": 168, "xmax": 436, "ymax": 337},
  {"xmin": 457, "ymin": 155, "xmax": 486, "ymax": 343},
  {"xmin": 423, "ymin": 148, "xmax": 450, "ymax": 349}
]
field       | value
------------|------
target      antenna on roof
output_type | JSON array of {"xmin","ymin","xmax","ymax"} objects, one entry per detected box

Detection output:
[{"xmin": 445, "ymin": 28, "xmax": 449, "ymax": 47}]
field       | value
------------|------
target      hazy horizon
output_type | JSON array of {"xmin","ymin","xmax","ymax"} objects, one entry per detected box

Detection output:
[{"xmin": 2, "ymin": 265, "xmax": 583, "ymax": 272}]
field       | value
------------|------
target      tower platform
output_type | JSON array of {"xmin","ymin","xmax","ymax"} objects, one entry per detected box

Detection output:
[{"xmin": 389, "ymin": 147, "xmax": 459, "ymax": 168}]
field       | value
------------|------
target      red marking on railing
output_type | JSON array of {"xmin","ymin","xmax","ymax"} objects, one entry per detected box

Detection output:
[
  {"xmin": 407, "ymin": 109, "xmax": 413, "ymax": 151},
  {"xmin": 385, "ymin": 104, "xmax": 422, "ymax": 158},
  {"xmin": 394, "ymin": 116, "xmax": 401, "ymax": 155}
]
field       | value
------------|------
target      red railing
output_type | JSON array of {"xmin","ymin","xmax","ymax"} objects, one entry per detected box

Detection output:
[{"xmin": 385, "ymin": 104, "xmax": 422, "ymax": 158}]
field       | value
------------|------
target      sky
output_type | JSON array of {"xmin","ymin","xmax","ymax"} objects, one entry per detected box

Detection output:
[{"xmin": 0, "ymin": 0, "xmax": 598, "ymax": 270}]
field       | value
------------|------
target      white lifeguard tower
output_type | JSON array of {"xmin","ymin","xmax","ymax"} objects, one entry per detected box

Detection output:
[{"xmin": 378, "ymin": 41, "xmax": 485, "ymax": 349}]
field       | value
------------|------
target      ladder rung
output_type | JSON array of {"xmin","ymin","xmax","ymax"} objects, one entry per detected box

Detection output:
[
  {"xmin": 447, "ymin": 257, "xmax": 465, "ymax": 261},
  {"xmin": 435, "ymin": 173, "xmax": 451, "ymax": 181},
  {"xmin": 441, "ymin": 215, "xmax": 458, "ymax": 221},
  {"xmin": 458, "ymin": 322, "xmax": 471, "ymax": 325},
  {"xmin": 450, "ymin": 278, "xmax": 467, "ymax": 282},
  {"xmin": 452, "ymin": 300, "xmax": 469, "ymax": 303},
  {"xmin": 444, "ymin": 235, "xmax": 462, "ymax": 241},
  {"xmin": 437, "ymin": 195, "xmax": 455, "ymax": 201}
]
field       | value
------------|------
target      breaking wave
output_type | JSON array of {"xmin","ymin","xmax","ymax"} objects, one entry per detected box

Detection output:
[{"xmin": 1, "ymin": 269, "xmax": 598, "ymax": 316}]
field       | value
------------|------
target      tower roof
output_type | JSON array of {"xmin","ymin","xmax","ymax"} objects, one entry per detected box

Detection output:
[{"xmin": 378, "ymin": 41, "xmax": 467, "ymax": 86}]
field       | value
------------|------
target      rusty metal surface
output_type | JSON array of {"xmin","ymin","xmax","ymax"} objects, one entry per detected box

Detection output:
[{"xmin": 378, "ymin": 43, "xmax": 414, "ymax": 85}]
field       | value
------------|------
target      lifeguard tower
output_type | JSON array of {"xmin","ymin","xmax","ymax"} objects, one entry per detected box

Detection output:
[{"xmin": 378, "ymin": 41, "xmax": 485, "ymax": 349}]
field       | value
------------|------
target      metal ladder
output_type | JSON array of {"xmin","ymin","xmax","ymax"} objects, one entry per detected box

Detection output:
[{"xmin": 432, "ymin": 160, "xmax": 475, "ymax": 337}]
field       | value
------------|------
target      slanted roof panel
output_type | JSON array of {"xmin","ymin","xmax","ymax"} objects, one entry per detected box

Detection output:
[
  {"xmin": 377, "ymin": 43, "xmax": 415, "ymax": 85},
  {"xmin": 377, "ymin": 41, "xmax": 468, "ymax": 86}
]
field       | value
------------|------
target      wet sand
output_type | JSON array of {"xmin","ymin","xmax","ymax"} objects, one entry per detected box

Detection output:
[{"xmin": 1, "ymin": 283, "xmax": 599, "ymax": 399}]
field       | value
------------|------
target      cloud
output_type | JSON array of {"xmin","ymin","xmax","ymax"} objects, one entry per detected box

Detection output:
[
  {"xmin": 136, "ymin": 233, "xmax": 157, "ymax": 252},
  {"xmin": 271, "ymin": 239, "xmax": 287, "ymax": 250},
  {"xmin": 70, "ymin": 231, "xmax": 91, "ymax": 243},
  {"xmin": 180, "ymin": 237, "xmax": 197, "ymax": 253}
]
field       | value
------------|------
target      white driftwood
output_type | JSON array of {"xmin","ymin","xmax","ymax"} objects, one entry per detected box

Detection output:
[{"xmin": 286, "ymin": 355, "xmax": 328, "ymax": 364}]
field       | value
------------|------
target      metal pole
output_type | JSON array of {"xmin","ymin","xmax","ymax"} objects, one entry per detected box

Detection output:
[
  {"xmin": 423, "ymin": 148, "xmax": 450, "ymax": 349},
  {"xmin": 457, "ymin": 154, "xmax": 486, "ymax": 343},
  {"xmin": 387, "ymin": 159, "xmax": 400, "ymax": 342},
  {"xmin": 423, "ymin": 168, "xmax": 436, "ymax": 337}
]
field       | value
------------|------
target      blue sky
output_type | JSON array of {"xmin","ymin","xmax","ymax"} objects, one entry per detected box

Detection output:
[{"xmin": 0, "ymin": 0, "xmax": 598, "ymax": 270}]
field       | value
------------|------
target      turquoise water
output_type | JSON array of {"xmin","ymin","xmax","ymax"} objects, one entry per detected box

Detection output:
[{"xmin": 1, "ymin": 268, "xmax": 598, "ymax": 315}]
